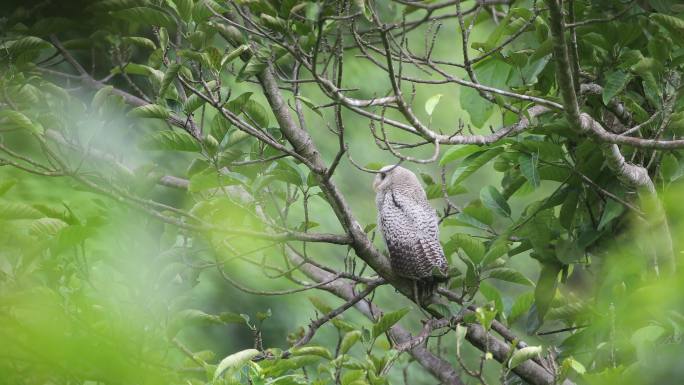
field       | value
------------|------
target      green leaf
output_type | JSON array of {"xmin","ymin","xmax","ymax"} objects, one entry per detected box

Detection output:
[
  {"xmin": 243, "ymin": 99, "xmax": 269, "ymax": 128},
  {"xmin": 508, "ymin": 346, "xmax": 542, "ymax": 369},
  {"xmin": 519, "ymin": 153, "xmax": 540, "ymax": 188},
  {"xmin": 480, "ymin": 186, "xmax": 511, "ymax": 217},
  {"xmin": 508, "ymin": 291, "xmax": 534, "ymax": 323},
  {"xmin": 308, "ymin": 296, "xmax": 333, "ymax": 314},
  {"xmin": 214, "ymin": 349, "xmax": 260, "ymax": 380},
  {"xmin": 0, "ymin": 110, "xmax": 42, "ymax": 134},
  {"xmin": 226, "ymin": 92, "xmax": 253, "ymax": 113},
  {"xmin": 29, "ymin": 218, "xmax": 68, "ymax": 236},
  {"xmin": 172, "ymin": 0, "xmax": 194, "ymax": 21},
  {"xmin": 0, "ymin": 201, "xmax": 44, "ymax": 219},
  {"xmin": 455, "ymin": 324, "xmax": 467, "ymax": 354},
  {"xmin": 3, "ymin": 36, "xmax": 51, "ymax": 55},
  {"xmin": 481, "ymin": 239, "xmax": 508, "ymax": 267},
  {"xmin": 602, "ymin": 70, "xmax": 632, "ymax": 105},
  {"xmin": 651, "ymin": 13, "xmax": 684, "ymax": 35},
  {"xmin": 660, "ymin": 153, "xmax": 679, "ymax": 182},
  {"xmin": 424, "ymin": 94, "xmax": 442, "ymax": 116},
  {"xmin": 290, "ymin": 346, "xmax": 333, "ymax": 360},
  {"xmin": 0, "ymin": 179, "xmax": 17, "ymax": 196},
  {"xmin": 479, "ymin": 282, "xmax": 504, "ymax": 313},
  {"xmin": 183, "ymin": 94, "xmax": 205, "ymax": 114},
  {"xmin": 597, "ymin": 199, "xmax": 624, "ymax": 230},
  {"xmin": 459, "ymin": 59, "xmax": 511, "ymax": 126},
  {"xmin": 122, "ymin": 36, "xmax": 156, "ymax": 50},
  {"xmin": 159, "ymin": 63, "xmax": 181, "ymax": 99},
  {"xmin": 111, "ymin": 7, "xmax": 176, "ymax": 27},
  {"xmin": 534, "ymin": 263, "xmax": 561, "ymax": 326},
  {"xmin": 210, "ymin": 115, "xmax": 231, "ymax": 142},
  {"xmin": 139, "ymin": 130, "xmax": 200, "ymax": 152},
  {"xmin": 559, "ymin": 189, "xmax": 579, "ymax": 230},
  {"xmin": 486, "ymin": 268, "xmax": 534, "ymax": 286},
  {"xmin": 339, "ymin": 330, "xmax": 362, "ymax": 354},
  {"xmin": 295, "ymin": 95, "xmax": 322, "ymax": 117},
  {"xmin": 448, "ymin": 233, "xmax": 485, "ymax": 263},
  {"xmin": 222, "ymin": 44, "xmax": 250, "ymax": 67},
  {"xmin": 372, "ymin": 308, "xmax": 410, "ymax": 339},
  {"xmin": 451, "ymin": 148, "xmax": 504, "ymax": 185},
  {"xmin": 475, "ymin": 305, "xmax": 497, "ymax": 330},
  {"xmin": 439, "ymin": 145, "xmax": 482, "ymax": 166},
  {"xmin": 127, "ymin": 104, "xmax": 170, "ymax": 120}
]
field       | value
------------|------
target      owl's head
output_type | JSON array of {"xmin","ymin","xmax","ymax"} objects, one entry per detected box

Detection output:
[{"xmin": 372, "ymin": 165, "xmax": 422, "ymax": 193}]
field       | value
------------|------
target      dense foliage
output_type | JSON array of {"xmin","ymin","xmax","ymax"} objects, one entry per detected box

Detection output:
[{"xmin": 1, "ymin": 0, "xmax": 684, "ymax": 384}]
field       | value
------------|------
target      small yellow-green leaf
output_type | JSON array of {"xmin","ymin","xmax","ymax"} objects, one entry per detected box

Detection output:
[{"xmin": 508, "ymin": 346, "xmax": 542, "ymax": 369}]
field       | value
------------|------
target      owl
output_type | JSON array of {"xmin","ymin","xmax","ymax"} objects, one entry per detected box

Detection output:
[{"xmin": 373, "ymin": 165, "xmax": 448, "ymax": 303}]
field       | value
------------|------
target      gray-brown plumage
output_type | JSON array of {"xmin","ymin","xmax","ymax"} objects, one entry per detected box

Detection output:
[{"xmin": 373, "ymin": 165, "xmax": 448, "ymax": 302}]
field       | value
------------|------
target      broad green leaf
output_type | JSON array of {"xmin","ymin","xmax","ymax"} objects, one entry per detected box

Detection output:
[
  {"xmin": 660, "ymin": 153, "xmax": 679, "ymax": 182},
  {"xmin": 127, "ymin": 104, "xmax": 170, "ymax": 120},
  {"xmin": 111, "ymin": 7, "xmax": 176, "ymax": 28},
  {"xmin": 475, "ymin": 305, "xmax": 497, "ymax": 330},
  {"xmin": 159, "ymin": 63, "xmax": 181, "ymax": 99},
  {"xmin": 0, "ymin": 179, "xmax": 17, "ymax": 196},
  {"xmin": 290, "ymin": 346, "xmax": 333, "ymax": 360},
  {"xmin": 139, "ymin": 130, "xmax": 200, "ymax": 152},
  {"xmin": 562, "ymin": 357, "xmax": 587, "ymax": 376},
  {"xmin": 651, "ymin": 13, "xmax": 684, "ymax": 35},
  {"xmin": 455, "ymin": 324, "xmax": 467, "ymax": 354},
  {"xmin": 486, "ymin": 268, "xmax": 534, "ymax": 286},
  {"xmin": 479, "ymin": 282, "xmax": 504, "ymax": 313},
  {"xmin": 480, "ymin": 186, "xmax": 511, "ymax": 217},
  {"xmin": 440, "ymin": 145, "xmax": 482, "ymax": 166},
  {"xmin": 214, "ymin": 349, "xmax": 260, "ymax": 380},
  {"xmin": 0, "ymin": 110, "xmax": 42, "ymax": 134},
  {"xmin": 225, "ymin": 92, "xmax": 253, "ymax": 114},
  {"xmin": 602, "ymin": 70, "xmax": 632, "ymax": 105},
  {"xmin": 559, "ymin": 189, "xmax": 579, "ymax": 230},
  {"xmin": 183, "ymin": 94, "xmax": 205, "ymax": 114},
  {"xmin": 0, "ymin": 201, "xmax": 44, "ymax": 219},
  {"xmin": 597, "ymin": 199, "xmax": 624, "ymax": 230},
  {"xmin": 295, "ymin": 95, "xmax": 322, "ymax": 117},
  {"xmin": 508, "ymin": 291, "xmax": 534, "ymax": 323},
  {"xmin": 3, "ymin": 36, "xmax": 51, "ymax": 55},
  {"xmin": 534, "ymin": 263, "xmax": 561, "ymax": 326},
  {"xmin": 508, "ymin": 346, "xmax": 542, "ymax": 369},
  {"xmin": 372, "ymin": 308, "xmax": 410, "ymax": 339},
  {"xmin": 481, "ymin": 239, "xmax": 508, "ymax": 267},
  {"xmin": 451, "ymin": 147, "xmax": 505, "ymax": 185},
  {"xmin": 222, "ymin": 44, "xmax": 250, "ymax": 67},
  {"xmin": 339, "ymin": 330, "xmax": 362, "ymax": 354},
  {"xmin": 448, "ymin": 233, "xmax": 485, "ymax": 263},
  {"xmin": 243, "ymin": 99, "xmax": 269, "ymax": 128},
  {"xmin": 519, "ymin": 153, "xmax": 540, "ymax": 188},
  {"xmin": 29, "ymin": 218, "xmax": 68, "ymax": 237},
  {"xmin": 173, "ymin": 0, "xmax": 194, "ymax": 21},
  {"xmin": 308, "ymin": 296, "xmax": 333, "ymax": 314},
  {"xmin": 424, "ymin": 94, "xmax": 442, "ymax": 116},
  {"xmin": 210, "ymin": 115, "xmax": 231, "ymax": 142},
  {"xmin": 459, "ymin": 59, "xmax": 511, "ymax": 126},
  {"xmin": 122, "ymin": 36, "xmax": 156, "ymax": 50},
  {"xmin": 463, "ymin": 200, "xmax": 494, "ymax": 226}
]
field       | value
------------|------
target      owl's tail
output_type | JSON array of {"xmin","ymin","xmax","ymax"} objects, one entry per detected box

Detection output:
[{"xmin": 416, "ymin": 275, "xmax": 448, "ymax": 304}]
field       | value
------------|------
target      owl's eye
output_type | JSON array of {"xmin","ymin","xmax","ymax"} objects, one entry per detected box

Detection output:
[{"xmin": 379, "ymin": 172, "xmax": 386, "ymax": 179}]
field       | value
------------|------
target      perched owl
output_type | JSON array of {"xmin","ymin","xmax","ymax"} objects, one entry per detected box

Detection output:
[{"xmin": 373, "ymin": 165, "xmax": 448, "ymax": 303}]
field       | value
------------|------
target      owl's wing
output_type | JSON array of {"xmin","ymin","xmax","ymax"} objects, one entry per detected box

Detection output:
[{"xmin": 386, "ymin": 191, "xmax": 448, "ymax": 279}]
